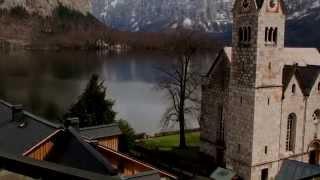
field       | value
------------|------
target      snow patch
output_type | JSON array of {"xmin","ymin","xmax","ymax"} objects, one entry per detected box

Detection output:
[{"xmin": 183, "ymin": 18, "xmax": 193, "ymax": 27}]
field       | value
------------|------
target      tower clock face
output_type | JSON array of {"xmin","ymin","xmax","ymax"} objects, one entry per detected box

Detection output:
[
  {"xmin": 268, "ymin": 0, "xmax": 279, "ymax": 12},
  {"xmin": 242, "ymin": 0, "xmax": 250, "ymax": 10}
]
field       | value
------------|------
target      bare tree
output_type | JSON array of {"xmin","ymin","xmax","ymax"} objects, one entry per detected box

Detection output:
[{"xmin": 157, "ymin": 30, "xmax": 201, "ymax": 149}]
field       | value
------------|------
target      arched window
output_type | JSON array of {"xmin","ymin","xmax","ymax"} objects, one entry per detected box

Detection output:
[
  {"xmin": 292, "ymin": 84, "xmax": 296, "ymax": 94},
  {"xmin": 239, "ymin": 28, "xmax": 243, "ymax": 42},
  {"xmin": 313, "ymin": 110, "xmax": 320, "ymax": 124},
  {"xmin": 268, "ymin": 27, "xmax": 273, "ymax": 42},
  {"xmin": 243, "ymin": 27, "xmax": 248, "ymax": 42},
  {"xmin": 248, "ymin": 27, "xmax": 251, "ymax": 41},
  {"xmin": 265, "ymin": 27, "xmax": 269, "ymax": 42},
  {"xmin": 273, "ymin": 28, "xmax": 278, "ymax": 43},
  {"xmin": 286, "ymin": 113, "xmax": 297, "ymax": 151}
]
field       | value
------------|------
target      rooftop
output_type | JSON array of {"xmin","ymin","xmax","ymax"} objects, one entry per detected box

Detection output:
[
  {"xmin": 80, "ymin": 123, "xmax": 122, "ymax": 140},
  {"xmin": 0, "ymin": 100, "xmax": 62, "ymax": 155}
]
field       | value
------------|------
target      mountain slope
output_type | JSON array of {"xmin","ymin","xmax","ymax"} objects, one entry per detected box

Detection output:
[
  {"xmin": 0, "ymin": 0, "xmax": 91, "ymax": 16},
  {"xmin": 0, "ymin": 0, "xmax": 109, "ymax": 50}
]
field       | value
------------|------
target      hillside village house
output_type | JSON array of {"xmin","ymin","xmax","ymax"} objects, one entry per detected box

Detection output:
[
  {"xmin": 200, "ymin": 0, "xmax": 320, "ymax": 179},
  {"xmin": 0, "ymin": 99, "xmax": 176, "ymax": 180}
]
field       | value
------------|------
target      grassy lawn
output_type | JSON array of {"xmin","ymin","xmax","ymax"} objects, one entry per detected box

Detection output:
[{"xmin": 142, "ymin": 132, "xmax": 200, "ymax": 151}]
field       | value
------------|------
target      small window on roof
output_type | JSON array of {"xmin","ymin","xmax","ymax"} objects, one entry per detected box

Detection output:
[{"xmin": 292, "ymin": 84, "xmax": 296, "ymax": 94}]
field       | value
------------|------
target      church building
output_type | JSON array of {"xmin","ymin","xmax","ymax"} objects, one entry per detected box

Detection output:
[{"xmin": 200, "ymin": 0, "xmax": 320, "ymax": 179}]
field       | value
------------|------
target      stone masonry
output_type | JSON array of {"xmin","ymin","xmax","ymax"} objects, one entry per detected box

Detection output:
[{"xmin": 200, "ymin": 0, "xmax": 320, "ymax": 179}]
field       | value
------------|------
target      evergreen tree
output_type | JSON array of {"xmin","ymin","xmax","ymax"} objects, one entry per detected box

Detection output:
[
  {"xmin": 118, "ymin": 119, "xmax": 136, "ymax": 152},
  {"xmin": 65, "ymin": 74, "xmax": 116, "ymax": 127}
]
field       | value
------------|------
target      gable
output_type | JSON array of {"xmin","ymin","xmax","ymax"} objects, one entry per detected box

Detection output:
[
  {"xmin": 283, "ymin": 65, "xmax": 320, "ymax": 97},
  {"xmin": 206, "ymin": 47, "xmax": 232, "ymax": 77},
  {"xmin": 309, "ymin": 75, "xmax": 320, "ymax": 96},
  {"xmin": 283, "ymin": 75, "xmax": 304, "ymax": 98}
]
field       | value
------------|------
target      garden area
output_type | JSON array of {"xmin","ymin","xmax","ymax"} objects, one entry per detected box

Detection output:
[{"xmin": 131, "ymin": 131, "xmax": 216, "ymax": 179}]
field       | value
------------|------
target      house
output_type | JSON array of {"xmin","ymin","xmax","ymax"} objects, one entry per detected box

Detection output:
[
  {"xmin": 0, "ymin": 99, "xmax": 176, "ymax": 179},
  {"xmin": 0, "ymin": 100, "xmax": 63, "ymax": 159},
  {"xmin": 200, "ymin": 0, "xmax": 320, "ymax": 179},
  {"xmin": 80, "ymin": 123, "xmax": 122, "ymax": 151}
]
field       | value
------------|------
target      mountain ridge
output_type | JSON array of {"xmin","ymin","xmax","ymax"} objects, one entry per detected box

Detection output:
[{"xmin": 92, "ymin": 0, "xmax": 320, "ymax": 46}]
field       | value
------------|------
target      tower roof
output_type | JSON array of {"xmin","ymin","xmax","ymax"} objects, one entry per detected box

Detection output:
[{"xmin": 256, "ymin": 0, "xmax": 264, "ymax": 9}]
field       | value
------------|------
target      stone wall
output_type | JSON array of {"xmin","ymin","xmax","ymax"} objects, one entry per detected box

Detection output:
[{"xmin": 200, "ymin": 52, "xmax": 230, "ymax": 159}]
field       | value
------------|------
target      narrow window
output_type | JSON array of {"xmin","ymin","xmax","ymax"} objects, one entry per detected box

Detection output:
[
  {"xmin": 239, "ymin": 28, "xmax": 243, "ymax": 42},
  {"xmin": 286, "ymin": 113, "xmax": 297, "ymax": 151},
  {"xmin": 243, "ymin": 27, "xmax": 248, "ymax": 42},
  {"xmin": 313, "ymin": 110, "xmax": 320, "ymax": 123},
  {"xmin": 265, "ymin": 27, "xmax": 269, "ymax": 42},
  {"xmin": 268, "ymin": 62, "xmax": 272, "ymax": 70},
  {"xmin": 273, "ymin": 27, "xmax": 278, "ymax": 43},
  {"xmin": 248, "ymin": 27, "xmax": 251, "ymax": 42},
  {"xmin": 240, "ymin": 96, "xmax": 243, "ymax": 104},
  {"xmin": 268, "ymin": 27, "xmax": 273, "ymax": 42},
  {"xmin": 265, "ymin": 146, "xmax": 268, "ymax": 154},
  {"xmin": 267, "ymin": 97, "xmax": 270, "ymax": 105},
  {"xmin": 217, "ymin": 106, "xmax": 224, "ymax": 141},
  {"xmin": 318, "ymin": 82, "xmax": 320, "ymax": 92},
  {"xmin": 292, "ymin": 84, "xmax": 296, "ymax": 94},
  {"xmin": 242, "ymin": 61, "xmax": 245, "ymax": 72},
  {"xmin": 238, "ymin": 144, "xmax": 241, "ymax": 153},
  {"xmin": 261, "ymin": 168, "xmax": 269, "ymax": 180}
]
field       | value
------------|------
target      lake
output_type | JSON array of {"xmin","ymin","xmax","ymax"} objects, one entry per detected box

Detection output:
[{"xmin": 0, "ymin": 50, "xmax": 213, "ymax": 134}]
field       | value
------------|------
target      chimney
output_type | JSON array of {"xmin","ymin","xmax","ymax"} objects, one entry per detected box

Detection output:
[
  {"xmin": 12, "ymin": 105, "xmax": 23, "ymax": 122},
  {"xmin": 65, "ymin": 117, "xmax": 80, "ymax": 130}
]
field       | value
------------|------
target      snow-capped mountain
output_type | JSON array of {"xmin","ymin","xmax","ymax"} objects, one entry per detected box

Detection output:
[
  {"xmin": 92, "ymin": 0, "xmax": 233, "ymax": 32},
  {"xmin": 92, "ymin": 0, "xmax": 320, "ymax": 34}
]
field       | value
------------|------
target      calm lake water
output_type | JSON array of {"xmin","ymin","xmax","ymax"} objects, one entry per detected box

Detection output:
[{"xmin": 0, "ymin": 50, "xmax": 213, "ymax": 134}]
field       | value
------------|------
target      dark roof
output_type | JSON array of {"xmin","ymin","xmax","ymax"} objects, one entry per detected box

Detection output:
[
  {"xmin": 256, "ymin": 0, "xmax": 264, "ymax": 9},
  {"xmin": 276, "ymin": 160, "xmax": 320, "ymax": 180},
  {"xmin": 0, "ymin": 100, "xmax": 63, "ymax": 155},
  {"xmin": 282, "ymin": 65, "xmax": 320, "ymax": 96},
  {"xmin": 205, "ymin": 47, "xmax": 232, "ymax": 77},
  {"xmin": 0, "ymin": 150, "xmax": 120, "ymax": 180},
  {"xmin": 124, "ymin": 170, "xmax": 161, "ymax": 180},
  {"xmin": 79, "ymin": 123, "xmax": 122, "ymax": 140},
  {"xmin": 45, "ymin": 127, "xmax": 118, "ymax": 176}
]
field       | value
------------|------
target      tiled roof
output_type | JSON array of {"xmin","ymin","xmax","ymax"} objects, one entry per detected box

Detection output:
[
  {"xmin": 0, "ymin": 151, "xmax": 119, "ymax": 180},
  {"xmin": 0, "ymin": 100, "xmax": 62, "ymax": 155},
  {"xmin": 79, "ymin": 123, "xmax": 122, "ymax": 140},
  {"xmin": 124, "ymin": 170, "xmax": 161, "ymax": 180},
  {"xmin": 276, "ymin": 160, "xmax": 320, "ymax": 180},
  {"xmin": 282, "ymin": 65, "xmax": 320, "ymax": 96},
  {"xmin": 205, "ymin": 47, "xmax": 232, "ymax": 77}
]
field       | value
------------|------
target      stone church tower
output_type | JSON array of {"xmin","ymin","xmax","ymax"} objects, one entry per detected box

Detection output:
[
  {"xmin": 226, "ymin": 0, "xmax": 286, "ymax": 179},
  {"xmin": 201, "ymin": 0, "xmax": 320, "ymax": 179}
]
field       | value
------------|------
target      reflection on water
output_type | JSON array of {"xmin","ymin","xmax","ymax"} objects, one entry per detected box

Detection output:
[{"xmin": 0, "ymin": 50, "xmax": 213, "ymax": 133}]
